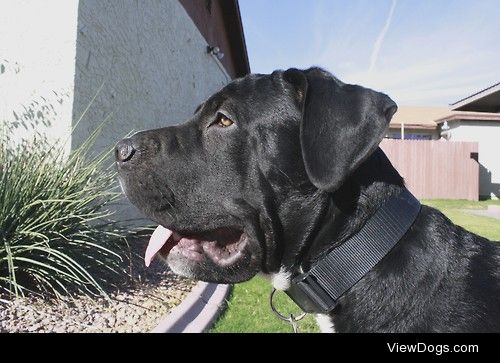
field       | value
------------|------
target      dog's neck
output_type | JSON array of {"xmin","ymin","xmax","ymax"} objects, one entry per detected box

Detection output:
[{"xmin": 281, "ymin": 148, "xmax": 405, "ymax": 273}]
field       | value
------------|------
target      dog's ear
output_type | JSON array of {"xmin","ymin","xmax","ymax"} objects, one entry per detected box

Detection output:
[{"xmin": 283, "ymin": 67, "xmax": 397, "ymax": 192}]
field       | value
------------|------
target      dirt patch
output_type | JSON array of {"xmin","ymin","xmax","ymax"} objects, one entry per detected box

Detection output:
[{"xmin": 0, "ymin": 236, "xmax": 196, "ymax": 333}]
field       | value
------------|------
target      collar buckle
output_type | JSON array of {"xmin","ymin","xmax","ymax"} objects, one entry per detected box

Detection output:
[{"xmin": 285, "ymin": 274, "xmax": 337, "ymax": 314}]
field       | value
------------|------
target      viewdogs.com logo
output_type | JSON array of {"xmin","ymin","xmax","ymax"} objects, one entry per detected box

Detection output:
[{"xmin": 387, "ymin": 343, "xmax": 479, "ymax": 355}]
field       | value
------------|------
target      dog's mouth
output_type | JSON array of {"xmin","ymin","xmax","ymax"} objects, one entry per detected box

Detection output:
[{"xmin": 145, "ymin": 225, "xmax": 247, "ymax": 267}]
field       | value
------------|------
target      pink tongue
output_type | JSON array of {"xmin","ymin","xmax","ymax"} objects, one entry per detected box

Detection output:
[{"xmin": 145, "ymin": 225, "xmax": 173, "ymax": 267}]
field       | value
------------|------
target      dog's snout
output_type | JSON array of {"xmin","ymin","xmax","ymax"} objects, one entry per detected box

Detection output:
[
  {"xmin": 115, "ymin": 130, "xmax": 164, "ymax": 165},
  {"xmin": 115, "ymin": 139, "xmax": 136, "ymax": 163}
]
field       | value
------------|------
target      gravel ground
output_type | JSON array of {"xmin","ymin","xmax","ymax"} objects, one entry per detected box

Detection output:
[{"xmin": 0, "ymin": 237, "xmax": 196, "ymax": 333}]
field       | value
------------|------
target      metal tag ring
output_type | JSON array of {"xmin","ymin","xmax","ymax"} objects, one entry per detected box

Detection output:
[{"xmin": 270, "ymin": 288, "xmax": 307, "ymax": 322}]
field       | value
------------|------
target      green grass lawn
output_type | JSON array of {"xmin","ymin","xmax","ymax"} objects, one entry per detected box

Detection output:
[
  {"xmin": 210, "ymin": 276, "xmax": 321, "ymax": 333},
  {"xmin": 211, "ymin": 199, "xmax": 500, "ymax": 333},
  {"xmin": 422, "ymin": 199, "xmax": 500, "ymax": 241}
]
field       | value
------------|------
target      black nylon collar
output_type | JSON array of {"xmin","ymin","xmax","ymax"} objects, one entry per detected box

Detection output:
[{"xmin": 285, "ymin": 188, "xmax": 421, "ymax": 314}]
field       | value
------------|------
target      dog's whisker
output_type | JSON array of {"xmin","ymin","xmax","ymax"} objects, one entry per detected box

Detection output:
[{"xmin": 276, "ymin": 168, "xmax": 294, "ymax": 185}]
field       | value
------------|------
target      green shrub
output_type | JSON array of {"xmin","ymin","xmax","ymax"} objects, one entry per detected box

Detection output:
[{"xmin": 0, "ymin": 125, "xmax": 131, "ymax": 299}]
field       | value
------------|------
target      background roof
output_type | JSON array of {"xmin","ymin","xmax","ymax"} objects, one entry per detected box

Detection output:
[
  {"xmin": 390, "ymin": 106, "xmax": 450, "ymax": 129},
  {"xmin": 451, "ymin": 82, "xmax": 500, "ymax": 112}
]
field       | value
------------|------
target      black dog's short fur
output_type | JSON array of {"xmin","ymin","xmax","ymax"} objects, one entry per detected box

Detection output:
[{"xmin": 116, "ymin": 67, "xmax": 500, "ymax": 332}]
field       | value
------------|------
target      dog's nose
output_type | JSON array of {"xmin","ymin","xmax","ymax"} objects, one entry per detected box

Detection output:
[{"xmin": 115, "ymin": 139, "xmax": 136, "ymax": 163}]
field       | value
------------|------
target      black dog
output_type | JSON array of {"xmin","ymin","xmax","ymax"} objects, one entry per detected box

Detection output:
[{"xmin": 116, "ymin": 67, "xmax": 499, "ymax": 332}]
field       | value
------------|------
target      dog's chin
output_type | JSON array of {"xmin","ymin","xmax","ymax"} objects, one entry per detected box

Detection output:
[{"xmin": 157, "ymin": 230, "xmax": 262, "ymax": 283}]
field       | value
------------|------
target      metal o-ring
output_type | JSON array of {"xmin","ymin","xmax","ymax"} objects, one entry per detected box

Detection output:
[{"xmin": 269, "ymin": 288, "xmax": 306, "ymax": 321}]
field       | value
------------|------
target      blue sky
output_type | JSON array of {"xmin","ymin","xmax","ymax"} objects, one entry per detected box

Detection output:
[{"xmin": 239, "ymin": 0, "xmax": 500, "ymax": 106}]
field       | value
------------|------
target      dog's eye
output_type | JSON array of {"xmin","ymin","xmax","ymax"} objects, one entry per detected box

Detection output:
[{"xmin": 213, "ymin": 113, "xmax": 234, "ymax": 128}]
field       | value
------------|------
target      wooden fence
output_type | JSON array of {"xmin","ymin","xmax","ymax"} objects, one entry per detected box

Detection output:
[{"xmin": 380, "ymin": 139, "xmax": 479, "ymax": 200}]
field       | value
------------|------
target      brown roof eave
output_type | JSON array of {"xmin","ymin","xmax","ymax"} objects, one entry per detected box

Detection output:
[
  {"xmin": 450, "ymin": 82, "xmax": 500, "ymax": 110},
  {"xmin": 220, "ymin": 0, "xmax": 250, "ymax": 77},
  {"xmin": 435, "ymin": 112, "xmax": 500, "ymax": 124}
]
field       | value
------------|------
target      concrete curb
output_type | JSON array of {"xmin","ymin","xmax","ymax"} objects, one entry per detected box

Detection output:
[{"xmin": 151, "ymin": 281, "xmax": 231, "ymax": 333}]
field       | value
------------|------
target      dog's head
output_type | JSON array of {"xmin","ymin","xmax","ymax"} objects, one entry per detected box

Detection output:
[{"xmin": 116, "ymin": 67, "xmax": 397, "ymax": 283}]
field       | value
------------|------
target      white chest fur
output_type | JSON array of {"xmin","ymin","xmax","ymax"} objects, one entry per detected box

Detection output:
[{"xmin": 315, "ymin": 314, "xmax": 336, "ymax": 333}]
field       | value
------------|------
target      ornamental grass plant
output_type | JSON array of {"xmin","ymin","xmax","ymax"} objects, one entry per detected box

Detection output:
[{"xmin": 0, "ymin": 124, "xmax": 131, "ymax": 299}]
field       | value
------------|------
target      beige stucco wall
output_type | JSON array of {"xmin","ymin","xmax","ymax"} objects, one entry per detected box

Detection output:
[
  {"xmin": 0, "ymin": 0, "xmax": 79, "ymax": 153},
  {"xmin": 71, "ymin": 0, "xmax": 230, "ymax": 153},
  {"xmin": 1, "ymin": 0, "xmax": 232, "ymax": 224},
  {"xmin": 447, "ymin": 121, "xmax": 500, "ymax": 199},
  {"xmin": 72, "ymin": 0, "xmax": 231, "ymax": 223}
]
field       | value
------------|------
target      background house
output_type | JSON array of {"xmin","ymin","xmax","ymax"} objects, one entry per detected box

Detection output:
[
  {"xmin": 436, "ymin": 83, "xmax": 500, "ymax": 199},
  {"xmin": 387, "ymin": 106, "xmax": 449, "ymax": 140},
  {"xmin": 0, "ymin": 0, "xmax": 249, "ymax": 221},
  {"xmin": 385, "ymin": 83, "xmax": 500, "ymax": 200}
]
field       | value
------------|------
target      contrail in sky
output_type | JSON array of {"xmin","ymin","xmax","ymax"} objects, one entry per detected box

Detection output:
[{"xmin": 369, "ymin": 0, "xmax": 397, "ymax": 72}]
